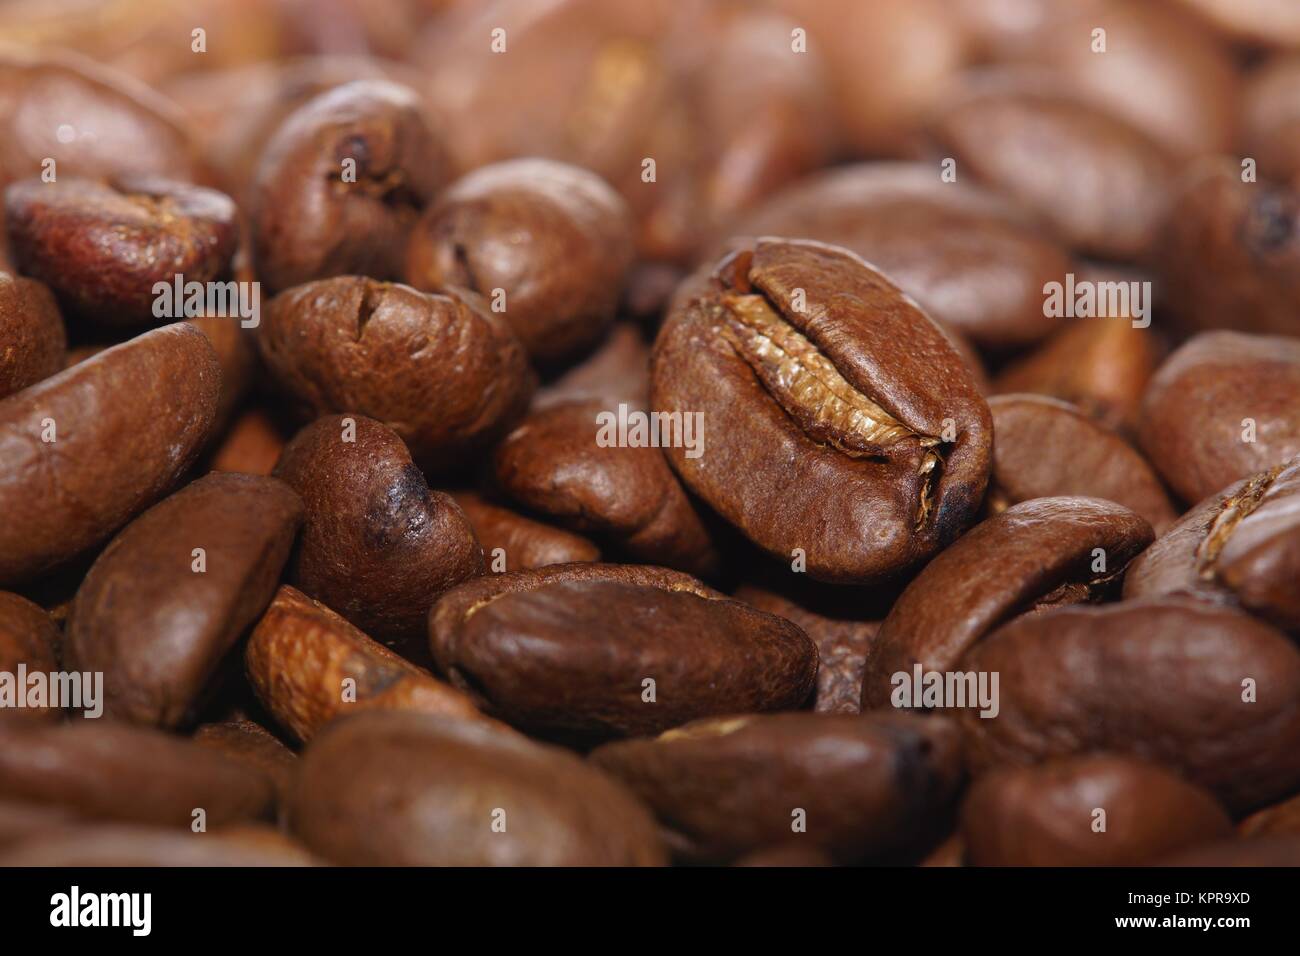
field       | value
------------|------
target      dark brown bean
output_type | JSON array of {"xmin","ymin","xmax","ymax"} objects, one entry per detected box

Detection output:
[
  {"xmin": 289, "ymin": 710, "xmax": 666, "ymax": 866},
  {"xmin": 257, "ymin": 276, "xmax": 532, "ymax": 467},
  {"xmin": 959, "ymin": 599, "xmax": 1300, "ymax": 813},
  {"xmin": 861, "ymin": 497, "xmax": 1153, "ymax": 709},
  {"xmin": 961, "ymin": 755, "xmax": 1233, "ymax": 866},
  {"xmin": 65, "ymin": 472, "xmax": 302, "ymax": 728},
  {"xmin": 429, "ymin": 563, "xmax": 817, "ymax": 741},
  {"xmin": 0, "ymin": 322, "xmax": 220, "ymax": 587},
  {"xmin": 4, "ymin": 176, "xmax": 239, "ymax": 326},
  {"xmin": 0, "ymin": 720, "xmax": 274, "ymax": 827},
  {"xmin": 252, "ymin": 80, "xmax": 449, "ymax": 293},
  {"xmin": 0, "ymin": 590, "xmax": 61, "ymax": 723},
  {"xmin": 405, "ymin": 158, "xmax": 635, "ymax": 362},
  {"xmin": 1138, "ymin": 331, "xmax": 1300, "ymax": 504},
  {"xmin": 450, "ymin": 491, "xmax": 601, "ymax": 571},
  {"xmin": 652, "ymin": 238, "xmax": 992, "ymax": 584},
  {"xmin": 590, "ymin": 712, "xmax": 964, "ymax": 864},
  {"xmin": 273, "ymin": 414, "xmax": 483, "ymax": 649},
  {"xmin": 0, "ymin": 824, "xmax": 317, "ymax": 867},
  {"xmin": 987, "ymin": 395, "xmax": 1177, "ymax": 532}
]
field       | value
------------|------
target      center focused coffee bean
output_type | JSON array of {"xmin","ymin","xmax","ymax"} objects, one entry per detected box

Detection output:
[
  {"xmin": 0, "ymin": 272, "xmax": 64, "ymax": 399},
  {"xmin": 651, "ymin": 238, "xmax": 991, "ymax": 584},
  {"xmin": 429, "ymin": 564, "xmax": 817, "ymax": 740}
]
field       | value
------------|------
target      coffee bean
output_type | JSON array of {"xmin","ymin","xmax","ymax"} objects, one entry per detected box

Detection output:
[
  {"xmin": 252, "ymin": 80, "xmax": 449, "ymax": 293},
  {"xmin": 65, "ymin": 472, "xmax": 302, "ymax": 728},
  {"xmin": 733, "ymin": 584, "xmax": 878, "ymax": 715},
  {"xmin": 4, "ymin": 176, "xmax": 239, "ymax": 326},
  {"xmin": 289, "ymin": 710, "xmax": 666, "ymax": 866},
  {"xmin": 405, "ymin": 158, "xmax": 635, "ymax": 362},
  {"xmin": 959, "ymin": 599, "xmax": 1300, "ymax": 813},
  {"xmin": 710, "ymin": 162, "xmax": 1074, "ymax": 351},
  {"xmin": 1171, "ymin": 0, "xmax": 1300, "ymax": 48},
  {"xmin": 861, "ymin": 497, "xmax": 1153, "ymax": 709},
  {"xmin": 492, "ymin": 398, "xmax": 719, "ymax": 576},
  {"xmin": 0, "ymin": 272, "xmax": 63, "ymax": 399},
  {"xmin": 429, "ymin": 563, "xmax": 817, "ymax": 741},
  {"xmin": 987, "ymin": 395, "xmax": 1177, "ymax": 532},
  {"xmin": 450, "ymin": 491, "xmax": 601, "ymax": 570},
  {"xmin": 960, "ymin": 755, "xmax": 1233, "ymax": 866},
  {"xmin": 1158, "ymin": 161, "xmax": 1300, "ymax": 337},
  {"xmin": 0, "ymin": 51, "xmax": 205, "ymax": 188},
  {"xmin": 207, "ymin": 407, "xmax": 288, "ymax": 477},
  {"xmin": 257, "ymin": 276, "xmax": 532, "ymax": 467},
  {"xmin": 0, "ymin": 719, "xmax": 274, "ymax": 826},
  {"xmin": 1124, "ymin": 456, "xmax": 1300, "ymax": 630},
  {"xmin": 1138, "ymin": 331, "xmax": 1300, "ymax": 504},
  {"xmin": 1240, "ymin": 792, "xmax": 1300, "ymax": 838},
  {"xmin": 0, "ymin": 590, "xmax": 61, "ymax": 723},
  {"xmin": 274, "ymin": 414, "xmax": 483, "ymax": 649},
  {"xmin": 652, "ymin": 238, "xmax": 992, "ymax": 584},
  {"xmin": 590, "ymin": 712, "xmax": 964, "ymax": 863},
  {"xmin": 0, "ymin": 322, "xmax": 220, "ymax": 587},
  {"xmin": 929, "ymin": 72, "xmax": 1176, "ymax": 259},
  {"xmin": 246, "ymin": 585, "xmax": 494, "ymax": 744}
]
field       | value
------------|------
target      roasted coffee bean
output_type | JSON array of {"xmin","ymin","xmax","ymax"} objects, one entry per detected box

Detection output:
[
  {"xmin": 0, "ymin": 720, "xmax": 274, "ymax": 826},
  {"xmin": 652, "ymin": 238, "xmax": 992, "ymax": 584},
  {"xmin": 733, "ymin": 584, "xmax": 878, "ymax": 715},
  {"xmin": 919, "ymin": 834, "xmax": 966, "ymax": 867},
  {"xmin": 65, "ymin": 472, "xmax": 302, "ymax": 728},
  {"xmin": 1158, "ymin": 161, "xmax": 1300, "ymax": 337},
  {"xmin": 289, "ymin": 710, "xmax": 666, "ymax": 866},
  {"xmin": 709, "ymin": 162, "xmax": 1073, "ymax": 351},
  {"xmin": 590, "ymin": 712, "xmax": 964, "ymax": 864},
  {"xmin": 257, "ymin": 276, "xmax": 532, "ymax": 467},
  {"xmin": 246, "ymin": 585, "xmax": 493, "ymax": 744},
  {"xmin": 0, "ymin": 824, "xmax": 317, "ymax": 867},
  {"xmin": 193, "ymin": 717, "xmax": 297, "ymax": 807},
  {"xmin": 273, "ymin": 414, "xmax": 483, "ymax": 648},
  {"xmin": 252, "ymin": 80, "xmax": 449, "ymax": 293},
  {"xmin": 405, "ymin": 158, "xmax": 635, "ymax": 362},
  {"xmin": 0, "ymin": 272, "xmax": 64, "ymax": 399},
  {"xmin": 960, "ymin": 755, "xmax": 1233, "ymax": 867},
  {"xmin": 429, "ymin": 563, "xmax": 817, "ymax": 741},
  {"xmin": 4, "ymin": 176, "xmax": 239, "ymax": 326},
  {"xmin": 992, "ymin": 311, "xmax": 1162, "ymax": 435},
  {"xmin": 861, "ymin": 497, "xmax": 1152, "ymax": 709},
  {"xmin": 1245, "ymin": 55, "xmax": 1300, "ymax": 184},
  {"xmin": 0, "ymin": 51, "xmax": 205, "ymax": 188},
  {"xmin": 1155, "ymin": 836, "xmax": 1300, "ymax": 868},
  {"xmin": 929, "ymin": 73, "xmax": 1176, "ymax": 259},
  {"xmin": 0, "ymin": 590, "xmax": 61, "ymax": 723},
  {"xmin": 492, "ymin": 398, "xmax": 719, "ymax": 576},
  {"xmin": 1138, "ymin": 331, "xmax": 1300, "ymax": 504},
  {"xmin": 959, "ymin": 599, "xmax": 1300, "ymax": 813},
  {"xmin": 0, "ymin": 322, "xmax": 220, "ymax": 587},
  {"xmin": 1124, "ymin": 457, "xmax": 1300, "ymax": 631},
  {"xmin": 450, "ymin": 491, "xmax": 601, "ymax": 571},
  {"xmin": 987, "ymin": 395, "xmax": 1177, "ymax": 532}
]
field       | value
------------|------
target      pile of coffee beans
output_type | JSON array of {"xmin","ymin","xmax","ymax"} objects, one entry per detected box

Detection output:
[{"xmin": 2, "ymin": 0, "xmax": 1299, "ymax": 868}]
